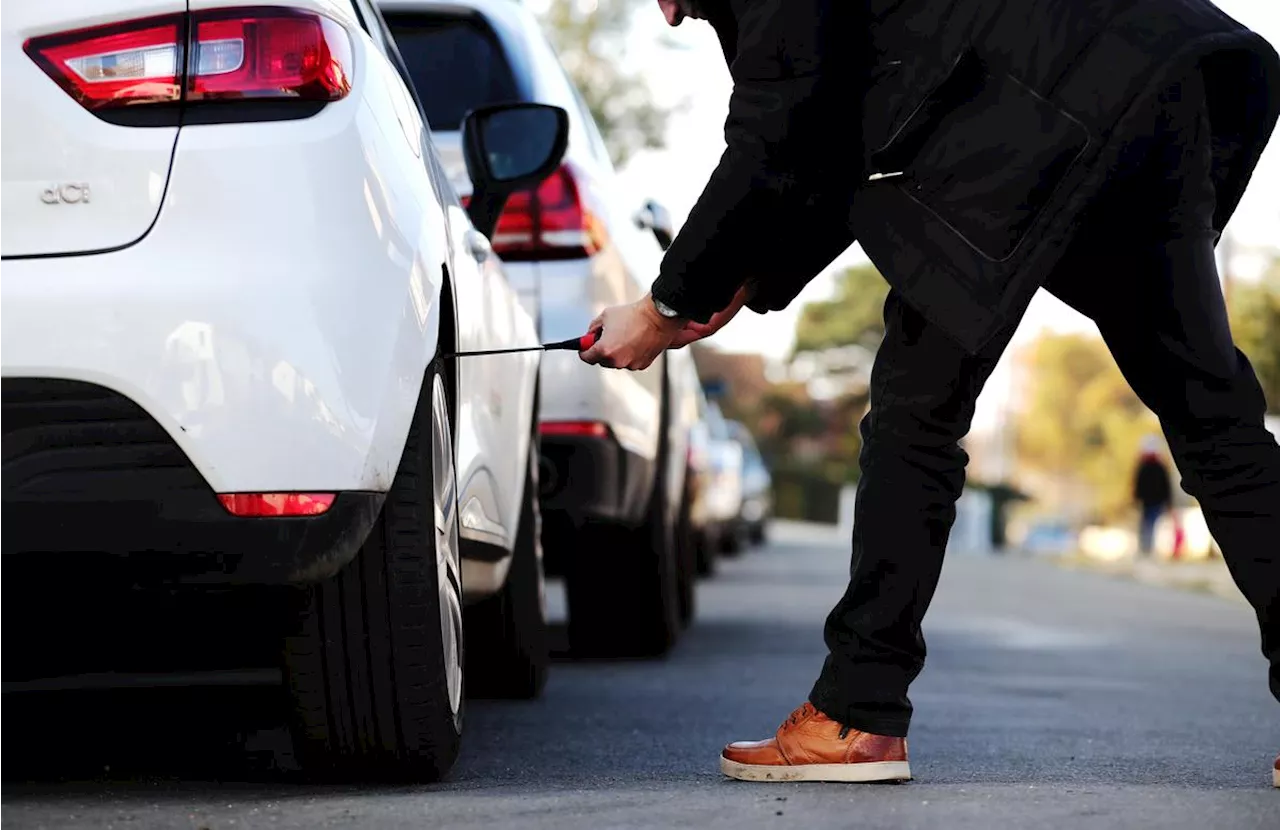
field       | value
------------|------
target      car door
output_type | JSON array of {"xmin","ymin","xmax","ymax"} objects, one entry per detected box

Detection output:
[{"xmin": 350, "ymin": 0, "xmax": 537, "ymax": 550}]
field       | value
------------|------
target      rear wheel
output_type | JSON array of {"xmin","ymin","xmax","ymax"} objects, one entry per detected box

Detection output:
[
  {"xmin": 721, "ymin": 523, "xmax": 745, "ymax": 557},
  {"xmin": 695, "ymin": 523, "xmax": 718, "ymax": 578},
  {"xmin": 675, "ymin": 472, "xmax": 697, "ymax": 629},
  {"xmin": 566, "ymin": 401, "xmax": 679, "ymax": 658},
  {"xmin": 462, "ymin": 435, "xmax": 549, "ymax": 699},
  {"xmin": 283, "ymin": 358, "xmax": 463, "ymax": 782}
]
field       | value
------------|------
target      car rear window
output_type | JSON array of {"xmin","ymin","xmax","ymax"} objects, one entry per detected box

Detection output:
[{"xmin": 384, "ymin": 13, "xmax": 520, "ymax": 132}]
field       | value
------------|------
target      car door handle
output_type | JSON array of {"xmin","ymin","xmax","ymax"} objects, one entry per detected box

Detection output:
[{"xmin": 465, "ymin": 229, "xmax": 492, "ymax": 263}]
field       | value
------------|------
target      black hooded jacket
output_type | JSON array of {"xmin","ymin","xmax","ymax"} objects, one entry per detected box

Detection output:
[{"xmin": 649, "ymin": 0, "xmax": 1280, "ymax": 354}]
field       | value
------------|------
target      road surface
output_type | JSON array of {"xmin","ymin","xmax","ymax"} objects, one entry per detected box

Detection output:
[{"xmin": 4, "ymin": 522, "xmax": 1276, "ymax": 829}]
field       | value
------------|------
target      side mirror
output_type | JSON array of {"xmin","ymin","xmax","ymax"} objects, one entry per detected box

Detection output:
[
  {"xmin": 461, "ymin": 102, "xmax": 570, "ymax": 240},
  {"xmin": 634, "ymin": 198, "xmax": 675, "ymax": 250}
]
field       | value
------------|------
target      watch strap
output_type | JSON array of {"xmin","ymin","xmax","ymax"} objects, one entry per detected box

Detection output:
[{"xmin": 652, "ymin": 296, "xmax": 683, "ymax": 319}]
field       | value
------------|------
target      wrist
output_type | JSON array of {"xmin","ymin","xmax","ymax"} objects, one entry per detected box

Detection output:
[{"xmin": 643, "ymin": 293, "xmax": 686, "ymax": 331}]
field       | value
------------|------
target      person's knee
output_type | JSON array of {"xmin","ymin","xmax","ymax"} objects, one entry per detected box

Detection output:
[
  {"xmin": 860, "ymin": 404, "xmax": 972, "ymax": 472},
  {"xmin": 1167, "ymin": 419, "xmax": 1280, "ymax": 506}
]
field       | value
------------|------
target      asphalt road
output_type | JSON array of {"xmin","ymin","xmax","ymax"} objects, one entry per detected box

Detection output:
[{"xmin": 4, "ymin": 522, "xmax": 1277, "ymax": 829}]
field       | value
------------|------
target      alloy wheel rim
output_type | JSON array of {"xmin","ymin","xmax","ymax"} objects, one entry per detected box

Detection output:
[{"xmin": 431, "ymin": 373, "xmax": 464, "ymax": 725}]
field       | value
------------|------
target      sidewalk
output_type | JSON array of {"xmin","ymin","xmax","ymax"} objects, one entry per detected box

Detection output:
[{"xmin": 1047, "ymin": 552, "xmax": 1247, "ymax": 606}]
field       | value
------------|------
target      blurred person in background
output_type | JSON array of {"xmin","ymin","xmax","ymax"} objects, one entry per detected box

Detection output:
[
  {"xmin": 1134, "ymin": 434, "xmax": 1174, "ymax": 557},
  {"xmin": 580, "ymin": 0, "xmax": 1280, "ymax": 786}
]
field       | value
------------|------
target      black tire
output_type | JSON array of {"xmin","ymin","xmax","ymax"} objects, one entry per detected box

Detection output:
[
  {"xmin": 566, "ymin": 394, "xmax": 679, "ymax": 658},
  {"xmin": 462, "ymin": 437, "xmax": 549, "ymax": 699},
  {"xmin": 674, "ymin": 473, "xmax": 697, "ymax": 629},
  {"xmin": 750, "ymin": 521, "xmax": 767, "ymax": 546},
  {"xmin": 695, "ymin": 525, "xmax": 718, "ymax": 578},
  {"xmin": 721, "ymin": 523, "xmax": 744, "ymax": 556},
  {"xmin": 283, "ymin": 358, "xmax": 464, "ymax": 782}
]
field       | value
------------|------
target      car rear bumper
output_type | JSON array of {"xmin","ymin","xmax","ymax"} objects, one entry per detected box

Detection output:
[
  {"xmin": 2, "ymin": 377, "xmax": 380, "ymax": 584},
  {"xmin": 538, "ymin": 429, "xmax": 654, "ymax": 576},
  {"xmin": 538, "ymin": 431, "xmax": 652, "ymax": 521}
]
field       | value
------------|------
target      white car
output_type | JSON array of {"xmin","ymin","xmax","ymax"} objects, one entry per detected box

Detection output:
[
  {"xmin": 381, "ymin": 0, "xmax": 700, "ymax": 658},
  {"xmin": 1, "ymin": 0, "xmax": 569, "ymax": 781}
]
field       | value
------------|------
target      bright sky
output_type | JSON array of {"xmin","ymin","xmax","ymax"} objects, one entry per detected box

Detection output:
[{"xmin": 599, "ymin": 0, "xmax": 1280, "ymax": 441}]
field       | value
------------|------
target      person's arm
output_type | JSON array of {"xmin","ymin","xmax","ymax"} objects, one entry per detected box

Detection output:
[{"xmin": 649, "ymin": 0, "xmax": 859, "ymax": 324}]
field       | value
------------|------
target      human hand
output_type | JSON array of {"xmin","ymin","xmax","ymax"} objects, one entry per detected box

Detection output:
[
  {"xmin": 579, "ymin": 294, "xmax": 684, "ymax": 371},
  {"xmin": 669, "ymin": 282, "xmax": 755, "ymax": 349}
]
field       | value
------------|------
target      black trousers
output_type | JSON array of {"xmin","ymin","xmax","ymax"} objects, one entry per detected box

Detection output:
[{"xmin": 809, "ymin": 71, "xmax": 1280, "ymax": 738}]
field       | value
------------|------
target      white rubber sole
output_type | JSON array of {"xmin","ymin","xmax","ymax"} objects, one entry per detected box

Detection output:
[{"xmin": 720, "ymin": 756, "xmax": 912, "ymax": 783}]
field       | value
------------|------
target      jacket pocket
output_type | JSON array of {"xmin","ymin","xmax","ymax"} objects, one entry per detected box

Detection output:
[{"xmin": 869, "ymin": 49, "xmax": 1092, "ymax": 262}]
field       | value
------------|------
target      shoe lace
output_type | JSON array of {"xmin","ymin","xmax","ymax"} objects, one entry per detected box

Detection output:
[
  {"xmin": 785, "ymin": 703, "xmax": 852, "ymax": 739},
  {"xmin": 785, "ymin": 703, "xmax": 815, "ymax": 728}
]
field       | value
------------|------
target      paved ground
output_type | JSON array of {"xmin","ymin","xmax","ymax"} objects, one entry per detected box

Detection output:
[
  {"xmin": 4, "ymin": 522, "xmax": 1276, "ymax": 829},
  {"xmin": 1049, "ymin": 551, "xmax": 1248, "ymax": 606}
]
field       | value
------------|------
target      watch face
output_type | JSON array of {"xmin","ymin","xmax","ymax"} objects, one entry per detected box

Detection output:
[{"xmin": 654, "ymin": 298, "xmax": 680, "ymax": 318}]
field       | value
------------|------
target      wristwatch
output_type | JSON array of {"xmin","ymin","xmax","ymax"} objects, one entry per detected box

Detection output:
[{"xmin": 652, "ymin": 295, "xmax": 684, "ymax": 321}]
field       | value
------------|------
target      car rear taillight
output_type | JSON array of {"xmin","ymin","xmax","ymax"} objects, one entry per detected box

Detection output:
[
  {"xmin": 218, "ymin": 492, "xmax": 336, "ymax": 517},
  {"xmin": 462, "ymin": 163, "xmax": 606, "ymax": 261},
  {"xmin": 24, "ymin": 7, "xmax": 351, "ymax": 121},
  {"xmin": 540, "ymin": 421, "xmax": 611, "ymax": 439},
  {"xmin": 24, "ymin": 16, "xmax": 185, "ymax": 110},
  {"xmin": 187, "ymin": 10, "xmax": 352, "ymax": 102}
]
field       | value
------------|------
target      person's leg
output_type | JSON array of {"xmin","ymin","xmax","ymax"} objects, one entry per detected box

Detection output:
[
  {"xmin": 1138, "ymin": 507, "xmax": 1156, "ymax": 556},
  {"xmin": 1047, "ymin": 70, "xmax": 1280, "ymax": 702},
  {"xmin": 719, "ymin": 291, "xmax": 1017, "ymax": 782},
  {"xmin": 807, "ymin": 290, "xmax": 1016, "ymax": 737}
]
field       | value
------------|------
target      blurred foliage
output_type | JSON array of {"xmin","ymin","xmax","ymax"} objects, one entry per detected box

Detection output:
[
  {"xmin": 1228, "ymin": 263, "xmax": 1280, "ymax": 414},
  {"xmin": 1015, "ymin": 333, "xmax": 1161, "ymax": 523},
  {"xmin": 538, "ymin": 0, "xmax": 673, "ymax": 167},
  {"xmin": 770, "ymin": 464, "xmax": 844, "ymax": 523},
  {"xmin": 732, "ymin": 380, "xmax": 868, "ymax": 522},
  {"xmin": 793, "ymin": 264, "xmax": 890, "ymax": 355}
]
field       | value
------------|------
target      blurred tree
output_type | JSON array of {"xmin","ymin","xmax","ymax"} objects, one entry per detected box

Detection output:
[
  {"xmin": 792, "ymin": 264, "xmax": 891, "ymax": 355},
  {"xmin": 538, "ymin": 0, "xmax": 673, "ymax": 167},
  {"xmin": 1227, "ymin": 261, "xmax": 1280, "ymax": 414},
  {"xmin": 1015, "ymin": 333, "xmax": 1162, "ymax": 523}
]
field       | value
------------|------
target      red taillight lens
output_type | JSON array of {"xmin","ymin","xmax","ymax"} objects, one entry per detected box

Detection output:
[
  {"xmin": 540, "ymin": 421, "xmax": 611, "ymax": 439},
  {"xmin": 218, "ymin": 492, "xmax": 336, "ymax": 517},
  {"xmin": 463, "ymin": 164, "xmax": 607, "ymax": 261},
  {"xmin": 190, "ymin": 10, "xmax": 352, "ymax": 101},
  {"xmin": 24, "ymin": 15, "xmax": 185, "ymax": 110},
  {"xmin": 491, "ymin": 189, "xmax": 537, "ymax": 254},
  {"xmin": 23, "ymin": 6, "xmax": 352, "ymax": 116}
]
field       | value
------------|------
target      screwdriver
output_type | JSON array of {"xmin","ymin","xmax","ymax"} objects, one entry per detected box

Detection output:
[{"xmin": 444, "ymin": 329, "xmax": 601, "ymax": 359}]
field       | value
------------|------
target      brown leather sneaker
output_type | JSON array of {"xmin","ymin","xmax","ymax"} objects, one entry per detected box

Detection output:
[{"xmin": 720, "ymin": 703, "xmax": 911, "ymax": 783}]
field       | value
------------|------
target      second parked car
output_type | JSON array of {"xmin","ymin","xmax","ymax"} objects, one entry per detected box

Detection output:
[{"xmin": 382, "ymin": 0, "xmax": 701, "ymax": 658}]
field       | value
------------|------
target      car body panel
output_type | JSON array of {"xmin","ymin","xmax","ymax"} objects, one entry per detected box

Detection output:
[
  {"xmin": 727, "ymin": 419, "xmax": 773, "ymax": 530},
  {"xmin": 703, "ymin": 402, "xmax": 745, "ymax": 524},
  {"xmin": 0, "ymin": 0, "xmax": 187, "ymax": 257}
]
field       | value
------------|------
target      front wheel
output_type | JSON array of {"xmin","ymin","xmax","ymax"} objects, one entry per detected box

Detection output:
[
  {"xmin": 462, "ymin": 438, "xmax": 549, "ymax": 699},
  {"xmin": 283, "ymin": 359, "xmax": 464, "ymax": 782}
]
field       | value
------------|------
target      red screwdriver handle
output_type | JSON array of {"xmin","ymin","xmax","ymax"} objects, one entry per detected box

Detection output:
[{"xmin": 543, "ymin": 329, "xmax": 602, "ymax": 351}]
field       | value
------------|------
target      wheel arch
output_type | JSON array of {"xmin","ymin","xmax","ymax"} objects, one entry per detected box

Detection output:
[{"xmin": 438, "ymin": 262, "xmax": 460, "ymax": 431}]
